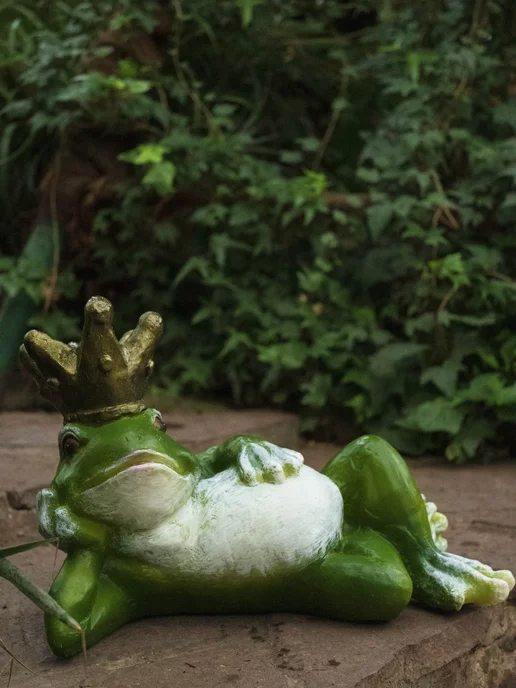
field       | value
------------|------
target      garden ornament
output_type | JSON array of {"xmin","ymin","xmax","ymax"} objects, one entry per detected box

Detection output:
[{"xmin": 20, "ymin": 297, "xmax": 515, "ymax": 657}]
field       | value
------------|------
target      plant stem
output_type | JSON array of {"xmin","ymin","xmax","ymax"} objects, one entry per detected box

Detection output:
[{"xmin": 0, "ymin": 558, "xmax": 81, "ymax": 633}]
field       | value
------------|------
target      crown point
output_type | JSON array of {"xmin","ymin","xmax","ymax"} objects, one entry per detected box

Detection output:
[
  {"xmin": 145, "ymin": 360, "xmax": 155, "ymax": 377},
  {"xmin": 24, "ymin": 329, "xmax": 41, "ymax": 349},
  {"xmin": 47, "ymin": 377, "xmax": 60, "ymax": 390},
  {"xmin": 140, "ymin": 311, "xmax": 163, "ymax": 335},
  {"xmin": 85, "ymin": 296, "xmax": 113, "ymax": 325}
]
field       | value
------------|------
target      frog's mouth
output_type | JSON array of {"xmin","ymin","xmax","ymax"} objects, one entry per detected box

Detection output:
[
  {"xmin": 80, "ymin": 450, "xmax": 197, "ymax": 530},
  {"xmin": 83, "ymin": 449, "xmax": 185, "ymax": 491}
]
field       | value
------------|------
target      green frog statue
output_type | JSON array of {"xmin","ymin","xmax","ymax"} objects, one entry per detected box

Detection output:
[{"xmin": 20, "ymin": 297, "xmax": 514, "ymax": 657}]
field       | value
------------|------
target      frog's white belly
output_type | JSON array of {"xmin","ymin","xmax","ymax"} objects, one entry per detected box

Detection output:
[{"xmin": 117, "ymin": 466, "xmax": 343, "ymax": 577}]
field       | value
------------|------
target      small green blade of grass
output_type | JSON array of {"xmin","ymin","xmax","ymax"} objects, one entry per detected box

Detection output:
[
  {"xmin": 0, "ymin": 538, "xmax": 58, "ymax": 559},
  {"xmin": 0, "ymin": 558, "xmax": 81, "ymax": 633}
]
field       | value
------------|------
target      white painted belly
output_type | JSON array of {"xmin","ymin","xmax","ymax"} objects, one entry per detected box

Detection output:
[{"xmin": 117, "ymin": 466, "xmax": 343, "ymax": 577}]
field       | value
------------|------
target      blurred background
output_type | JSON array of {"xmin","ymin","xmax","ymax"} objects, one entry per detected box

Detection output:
[{"xmin": 1, "ymin": 0, "xmax": 515, "ymax": 463}]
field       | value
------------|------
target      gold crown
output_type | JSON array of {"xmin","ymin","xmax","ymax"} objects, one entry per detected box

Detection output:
[{"xmin": 20, "ymin": 297, "xmax": 163, "ymax": 424}]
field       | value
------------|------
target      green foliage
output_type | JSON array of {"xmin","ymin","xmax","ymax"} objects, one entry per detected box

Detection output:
[{"xmin": 2, "ymin": 0, "xmax": 516, "ymax": 461}]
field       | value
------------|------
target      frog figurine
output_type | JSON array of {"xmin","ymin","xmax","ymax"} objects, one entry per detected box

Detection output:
[{"xmin": 20, "ymin": 297, "xmax": 514, "ymax": 658}]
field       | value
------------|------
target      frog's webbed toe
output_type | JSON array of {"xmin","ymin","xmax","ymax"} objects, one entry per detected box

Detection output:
[
  {"xmin": 446, "ymin": 553, "xmax": 515, "ymax": 592},
  {"xmin": 422, "ymin": 495, "xmax": 448, "ymax": 552},
  {"xmin": 492, "ymin": 569, "xmax": 516, "ymax": 588},
  {"xmin": 411, "ymin": 550, "xmax": 515, "ymax": 611}
]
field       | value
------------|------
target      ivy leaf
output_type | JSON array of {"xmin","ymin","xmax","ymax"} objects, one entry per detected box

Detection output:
[
  {"xmin": 301, "ymin": 374, "xmax": 332, "ymax": 408},
  {"xmin": 210, "ymin": 234, "xmax": 250, "ymax": 267},
  {"xmin": 124, "ymin": 79, "xmax": 152, "ymax": 94},
  {"xmin": 445, "ymin": 419, "xmax": 494, "ymax": 463},
  {"xmin": 446, "ymin": 313, "xmax": 497, "ymax": 327},
  {"xmin": 332, "ymin": 97, "xmax": 349, "ymax": 111},
  {"xmin": 421, "ymin": 359, "xmax": 461, "ymax": 398},
  {"xmin": 332, "ymin": 210, "xmax": 348, "ymax": 225},
  {"xmin": 399, "ymin": 398, "xmax": 466, "ymax": 435},
  {"xmin": 362, "ymin": 246, "xmax": 416, "ymax": 287},
  {"xmin": 366, "ymin": 203, "xmax": 393, "ymax": 239},
  {"xmin": 496, "ymin": 406, "xmax": 516, "ymax": 423},
  {"xmin": 344, "ymin": 393, "xmax": 371, "ymax": 423},
  {"xmin": 213, "ymin": 104, "xmax": 236, "ymax": 117},
  {"xmin": 173, "ymin": 257, "xmax": 210, "ymax": 286},
  {"xmin": 280, "ymin": 150, "xmax": 303, "ymax": 165},
  {"xmin": 392, "ymin": 195, "xmax": 417, "ymax": 218},
  {"xmin": 500, "ymin": 193, "xmax": 516, "ymax": 211},
  {"xmin": 493, "ymin": 102, "xmax": 516, "ymax": 130},
  {"xmin": 465, "ymin": 244, "xmax": 502, "ymax": 271},
  {"xmin": 453, "ymin": 373, "xmax": 504, "ymax": 405},
  {"xmin": 258, "ymin": 341, "xmax": 308, "ymax": 369},
  {"xmin": 297, "ymin": 137, "xmax": 320, "ymax": 152},
  {"xmin": 370, "ymin": 342, "xmax": 426, "ymax": 378},
  {"xmin": 405, "ymin": 313, "xmax": 435, "ymax": 337},
  {"xmin": 405, "ymin": 51, "xmax": 437, "ymax": 83},
  {"xmin": 154, "ymin": 221, "xmax": 178, "ymax": 246},
  {"xmin": 357, "ymin": 167, "xmax": 380, "ymax": 183},
  {"xmin": 192, "ymin": 204, "xmax": 228, "ymax": 227},
  {"xmin": 496, "ymin": 384, "xmax": 516, "ymax": 406},
  {"xmin": 236, "ymin": 0, "xmax": 257, "ymax": 27},
  {"xmin": 437, "ymin": 252, "xmax": 470, "ymax": 287},
  {"xmin": 142, "ymin": 162, "xmax": 176, "ymax": 196},
  {"xmin": 219, "ymin": 330, "xmax": 254, "ymax": 358},
  {"xmin": 119, "ymin": 144, "xmax": 167, "ymax": 165},
  {"xmin": 118, "ymin": 58, "xmax": 139, "ymax": 78},
  {"xmin": 56, "ymin": 73, "xmax": 105, "ymax": 103},
  {"xmin": 365, "ymin": 414, "xmax": 435, "ymax": 456}
]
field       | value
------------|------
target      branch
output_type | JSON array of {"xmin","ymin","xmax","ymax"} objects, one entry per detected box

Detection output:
[{"xmin": 324, "ymin": 191, "xmax": 370, "ymax": 212}]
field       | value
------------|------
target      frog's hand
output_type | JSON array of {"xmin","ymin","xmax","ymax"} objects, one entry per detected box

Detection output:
[
  {"xmin": 205, "ymin": 436, "xmax": 304, "ymax": 485},
  {"xmin": 37, "ymin": 488, "xmax": 58, "ymax": 540},
  {"xmin": 237, "ymin": 440, "xmax": 304, "ymax": 485},
  {"xmin": 37, "ymin": 490, "xmax": 109, "ymax": 552},
  {"xmin": 422, "ymin": 494, "xmax": 448, "ymax": 552}
]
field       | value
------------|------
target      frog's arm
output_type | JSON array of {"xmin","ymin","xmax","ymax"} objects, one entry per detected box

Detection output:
[
  {"xmin": 197, "ymin": 435, "xmax": 304, "ymax": 485},
  {"xmin": 46, "ymin": 548, "xmax": 134, "ymax": 657},
  {"xmin": 37, "ymin": 496, "xmax": 132, "ymax": 657}
]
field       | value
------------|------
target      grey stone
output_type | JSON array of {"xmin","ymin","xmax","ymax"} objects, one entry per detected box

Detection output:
[{"xmin": 0, "ymin": 414, "xmax": 514, "ymax": 687}]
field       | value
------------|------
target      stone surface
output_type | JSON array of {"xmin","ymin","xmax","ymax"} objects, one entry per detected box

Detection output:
[{"xmin": 0, "ymin": 414, "xmax": 515, "ymax": 687}]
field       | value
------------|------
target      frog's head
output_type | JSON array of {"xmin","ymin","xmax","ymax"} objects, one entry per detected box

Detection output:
[
  {"xmin": 20, "ymin": 296, "xmax": 199, "ymax": 533},
  {"xmin": 51, "ymin": 408, "xmax": 199, "ymax": 531}
]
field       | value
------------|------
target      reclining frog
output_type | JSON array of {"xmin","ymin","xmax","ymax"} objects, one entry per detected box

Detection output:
[{"xmin": 20, "ymin": 297, "xmax": 515, "ymax": 658}]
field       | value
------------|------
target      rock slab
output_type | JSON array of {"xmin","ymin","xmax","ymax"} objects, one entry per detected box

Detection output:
[{"xmin": 0, "ymin": 413, "xmax": 515, "ymax": 687}]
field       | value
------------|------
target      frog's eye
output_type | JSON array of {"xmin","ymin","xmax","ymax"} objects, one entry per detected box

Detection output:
[
  {"xmin": 61, "ymin": 433, "xmax": 81, "ymax": 460},
  {"xmin": 153, "ymin": 415, "xmax": 167, "ymax": 433}
]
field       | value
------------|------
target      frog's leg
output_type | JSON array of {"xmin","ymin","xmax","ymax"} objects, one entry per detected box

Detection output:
[
  {"xmin": 46, "ymin": 549, "xmax": 136, "ymax": 657},
  {"xmin": 322, "ymin": 436, "xmax": 515, "ymax": 611},
  {"xmin": 299, "ymin": 529, "xmax": 413, "ymax": 621}
]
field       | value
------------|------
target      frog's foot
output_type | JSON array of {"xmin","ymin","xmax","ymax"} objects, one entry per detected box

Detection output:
[{"xmin": 411, "ymin": 549, "xmax": 515, "ymax": 611}]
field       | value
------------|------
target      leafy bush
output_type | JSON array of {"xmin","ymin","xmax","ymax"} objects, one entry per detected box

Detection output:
[{"xmin": 2, "ymin": 0, "xmax": 516, "ymax": 461}]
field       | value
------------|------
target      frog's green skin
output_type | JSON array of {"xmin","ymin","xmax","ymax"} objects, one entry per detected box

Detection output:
[{"xmin": 38, "ymin": 408, "xmax": 515, "ymax": 658}]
